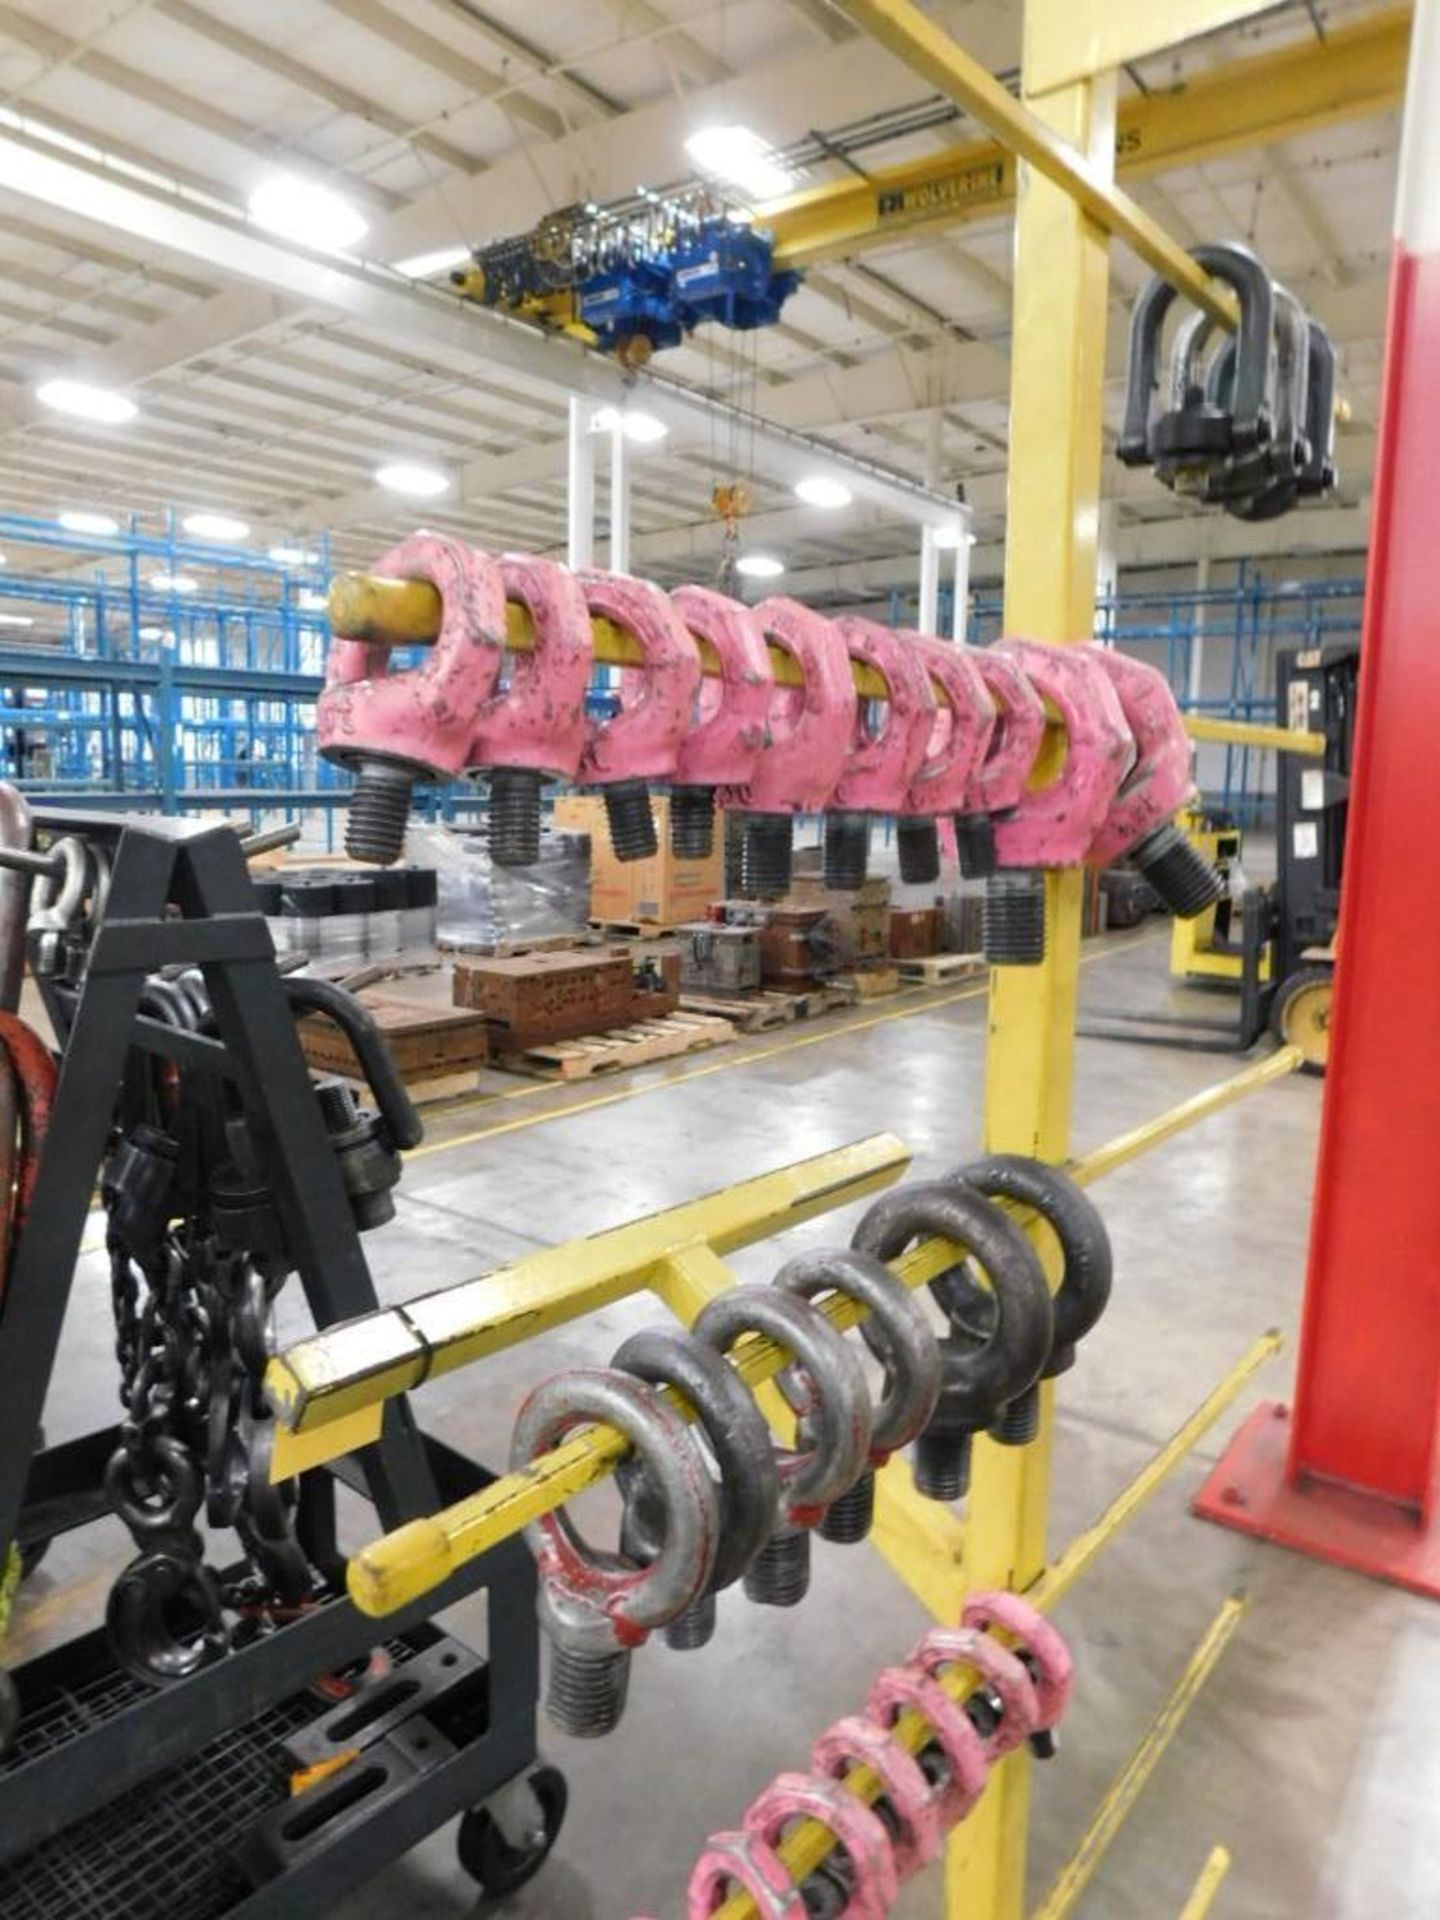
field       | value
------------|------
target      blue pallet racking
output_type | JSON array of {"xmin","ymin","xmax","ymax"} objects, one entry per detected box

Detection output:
[{"xmin": 890, "ymin": 568, "xmax": 1367, "ymax": 823}]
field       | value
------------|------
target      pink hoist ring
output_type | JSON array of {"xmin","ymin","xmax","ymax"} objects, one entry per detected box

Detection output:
[
  {"xmin": 810, "ymin": 1713, "xmax": 943, "ymax": 1880},
  {"xmin": 687, "ymin": 1830, "xmax": 808, "ymax": 1920},
  {"xmin": 962, "ymin": 1590, "xmax": 1075, "ymax": 1730},
  {"xmin": 864, "ymin": 1664, "xmax": 990, "ymax": 1827},
  {"xmin": 744, "ymin": 1773, "xmax": 899, "ymax": 1920},
  {"xmin": 908, "ymin": 1626, "xmax": 1041, "ymax": 1760}
]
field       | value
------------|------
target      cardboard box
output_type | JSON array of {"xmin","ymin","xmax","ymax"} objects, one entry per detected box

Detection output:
[{"xmin": 553, "ymin": 793, "xmax": 724, "ymax": 927}]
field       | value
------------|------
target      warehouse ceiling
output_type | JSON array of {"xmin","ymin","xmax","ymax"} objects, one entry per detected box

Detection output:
[{"xmin": 0, "ymin": 0, "xmax": 1402, "ymax": 609}]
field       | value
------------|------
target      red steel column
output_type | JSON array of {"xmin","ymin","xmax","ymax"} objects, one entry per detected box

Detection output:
[{"xmin": 1195, "ymin": 0, "xmax": 1440, "ymax": 1593}]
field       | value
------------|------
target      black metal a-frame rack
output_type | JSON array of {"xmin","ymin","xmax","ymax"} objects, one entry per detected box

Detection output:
[{"xmin": 0, "ymin": 810, "xmax": 539, "ymax": 1918}]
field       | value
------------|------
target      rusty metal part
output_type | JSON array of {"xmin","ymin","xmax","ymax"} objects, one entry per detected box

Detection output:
[{"xmin": 512, "ymin": 1368, "xmax": 718, "ymax": 1736}]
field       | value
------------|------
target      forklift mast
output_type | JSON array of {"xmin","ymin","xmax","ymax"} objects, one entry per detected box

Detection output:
[{"xmin": 1273, "ymin": 640, "xmax": 1358, "ymax": 982}]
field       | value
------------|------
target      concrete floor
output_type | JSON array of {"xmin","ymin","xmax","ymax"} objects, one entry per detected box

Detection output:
[{"xmin": 14, "ymin": 926, "xmax": 1440, "ymax": 1917}]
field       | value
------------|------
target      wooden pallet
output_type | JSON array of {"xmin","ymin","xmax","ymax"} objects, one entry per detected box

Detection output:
[
  {"xmin": 895, "ymin": 951, "xmax": 985, "ymax": 985},
  {"xmin": 588, "ymin": 919, "xmax": 683, "ymax": 941},
  {"xmin": 680, "ymin": 990, "xmax": 798, "ymax": 1032},
  {"xmin": 837, "ymin": 966, "xmax": 902, "ymax": 999},
  {"xmin": 496, "ymin": 1011, "xmax": 735, "ymax": 1081},
  {"xmin": 440, "ymin": 931, "xmax": 596, "ymax": 958}
]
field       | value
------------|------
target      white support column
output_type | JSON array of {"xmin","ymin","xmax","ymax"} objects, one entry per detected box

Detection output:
[
  {"xmin": 918, "ymin": 527, "xmax": 941, "ymax": 636},
  {"xmin": 950, "ymin": 532, "xmax": 973, "ymax": 642},
  {"xmin": 567, "ymin": 395, "xmax": 596, "ymax": 570},
  {"xmin": 1094, "ymin": 499, "xmax": 1119, "ymax": 637},
  {"xmin": 609, "ymin": 417, "xmax": 632, "ymax": 577},
  {"xmin": 1189, "ymin": 554, "xmax": 1210, "ymax": 708}
]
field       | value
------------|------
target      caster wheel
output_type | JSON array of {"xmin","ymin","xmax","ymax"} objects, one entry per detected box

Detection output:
[
  {"xmin": 1270, "ymin": 965, "xmax": 1333, "ymax": 1075},
  {"xmin": 458, "ymin": 1764, "xmax": 567, "ymax": 1898},
  {"xmin": 0, "ymin": 1669, "xmax": 19, "ymax": 1759}
]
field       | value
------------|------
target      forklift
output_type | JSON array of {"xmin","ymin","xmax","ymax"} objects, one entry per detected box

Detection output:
[{"xmin": 1092, "ymin": 638, "xmax": 1355, "ymax": 1070}]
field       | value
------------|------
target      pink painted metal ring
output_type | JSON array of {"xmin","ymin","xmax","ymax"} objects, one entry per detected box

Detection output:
[
  {"xmin": 908, "ymin": 1626, "xmax": 1040, "ymax": 1759},
  {"xmin": 864, "ymin": 1664, "xmax": 989, "ymax": 1828},
  {"xmin": 961, "ymin": 1590, "xmax": 1074, "ymax": 1730},
  {"xmin": 810, "ymin": 1713, "xmax": 942, "ymax": 1881},
  {"xmin": 317, "ymin": 532, "xmax": 506, "ymax": 783},
  {"xmin": 466, "ymin": 553, "xmax": 593, "ymax": 778},
  {"xmin": 744, "ymin": 1772, "xmax": 898, "ymax": 1920},
  {"xmin": 687, "ymin": 1830, "xmax": 807, "ymax": 1920}
]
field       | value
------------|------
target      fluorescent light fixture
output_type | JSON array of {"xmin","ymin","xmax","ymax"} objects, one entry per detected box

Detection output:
[
  {"xmin": 149, "ymin": 572, "xmax": 198, "ymax": 594},
  {"xmin": 59, "ymin": 509, "xmax": 119, "ymax": 537},
  {"xmin": 794, "ymin": 475, "xmax": 853, "ymax": 510},
  {"xmin": 736, "ymin": 553, "xmax": 785, "ymax": 580},
  {"xmin": 375, "ymin": 460, "xmax": 449, "ymax": 498},
  {"xmin": 684, "ymin": 124, "xmax": 794, "ymax": 201},
  {"xmin": 930, "ymin": 521, "xmax": 968, "ymax": 550},
  {"xmin": 393, "ymin": 244, "xmax": 471, "ymax": 279},
  {"xmin": 183, "ymin": 510, "xmax": 249, "ymax": 541},
  {"xmin": 297, "ymin": 589, "xmax": 329, "ymax": 612},
  {"xmin": 591, "ymin": 406, "xmax": 669, "ymax": 445},
  {"xmin": 0, "ymin": 613, "xmax": 34, "ymax": 628},
  {"xmin": 138, "ymin": 625, "xmax": 165, "ymax": 641},
  {"xmin": 268, "ymin": 544, "xmax": 319, "ymax": 567},
  {"xmin": 248, "ymin": 174, "xmax": 368, "ymax": 252},
  {"xmin": 36, "ymin": 378, "xmax": 138, "ymax": 425}
]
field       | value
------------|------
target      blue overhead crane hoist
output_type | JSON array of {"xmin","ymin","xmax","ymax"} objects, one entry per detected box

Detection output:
[{"xmin": 452, "ymin": 196, "xmax": 800, "ymax": 363}]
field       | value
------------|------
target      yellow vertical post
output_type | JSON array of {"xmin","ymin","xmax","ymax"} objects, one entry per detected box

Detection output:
[{"xmin": 945, "ymin": 7, "xmax": 1116, "ymax": 1914}]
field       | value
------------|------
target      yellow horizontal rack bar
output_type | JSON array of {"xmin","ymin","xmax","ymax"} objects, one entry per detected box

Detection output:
[
  {"xmin": 1177, "ymin": 1845, "xmax": 1234, "ymax": 1920},
  {"xmin": 1030, "ymin": 1598, "xmax": 1248, "ymax": 1920},
  {"xmin": 765, "ymin": 9, "xmax": 1408, "ymax": 268},
  {"xmin": 325, "ymin": 573, "xmax": 1326, "ymax": 758},
  {"xmin": 706, "ymin": 1351, "xmax": 1282, "ymax": 1920},
  {"xmin": 264, "ymin": 1044, "xmax": 1301, "ymax": 1621}
]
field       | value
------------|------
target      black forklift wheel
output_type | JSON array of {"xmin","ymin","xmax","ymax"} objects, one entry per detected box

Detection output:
[
  {"xmin": 1270, "ymin": 965, "xmax": 1333, "ymax": 1075},
  {"xmin": 458, "ymin": 1764, "xmax": 568, "ymax": 1898}
]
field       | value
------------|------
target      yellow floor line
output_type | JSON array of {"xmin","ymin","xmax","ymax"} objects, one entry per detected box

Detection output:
[
  {"xmin": 70, "ymin": 929, "xmax": 1162, "ymax": 1243},
  {"xmin": 407, "ymin": 930, "xmax": 1163, "ymax": 1163}
]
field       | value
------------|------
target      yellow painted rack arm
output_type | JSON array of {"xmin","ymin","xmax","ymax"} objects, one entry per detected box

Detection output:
[{"xmin": 326, "ymin": 575, "xmax": 1326, "ymax": 756}]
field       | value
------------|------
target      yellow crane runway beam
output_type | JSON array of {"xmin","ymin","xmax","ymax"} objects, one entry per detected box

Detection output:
[
  {"xmin": 767, "ymin": 8, "xmax": 1409, "ymax": 268},
  {"xmin": 828, "ymin": 0, "xmax": 1239, "ymax": 324}
]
